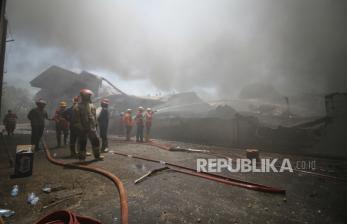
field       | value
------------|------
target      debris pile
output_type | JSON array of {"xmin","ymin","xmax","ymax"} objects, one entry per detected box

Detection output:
[
  {"xmin": 206, "ymin": 105, "xmax": 236, "ymax": 119},
  {"xmin": 29, "ymin": 66, "xmax": 347, "ymax": 157}
]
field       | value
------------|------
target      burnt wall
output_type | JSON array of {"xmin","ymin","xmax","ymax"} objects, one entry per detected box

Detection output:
[
  {"xmin": 151, "ymin": 117, "xmax": 259, "ymax": 148},
  {"xmin": 108, "ymin": 115, "xmax": 335, "ymax": 157}
]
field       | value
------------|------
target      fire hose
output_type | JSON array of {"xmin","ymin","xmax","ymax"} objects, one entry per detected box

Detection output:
[
  {"xmin": 110, "ymin": 151, "xmax": 286, "ymax": 194},
  {"xmin": 111, "ymin": 138, "xmax": 347, "ymax": 183},
  {"xmin": 42, "ymin": 140, "xmax": 129, "ymax": 224}
]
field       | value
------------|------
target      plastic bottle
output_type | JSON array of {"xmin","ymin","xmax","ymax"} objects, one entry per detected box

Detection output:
[
  {"xmin": 27, "ymin": 192, "xmax": 39, "ymax": 205},
  {"xmin": 10, "ymin": 185, "xmax": 19, "ymax": 197},
  {"xmin": 0, "ymin": 209, "xmax": 15, "ymax": 217},
  {"xmin": 42, "ymin": 184, "xmax": 52, "ymax": 193}
]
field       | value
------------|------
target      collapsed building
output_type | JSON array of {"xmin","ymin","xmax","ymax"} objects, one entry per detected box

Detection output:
[
  {"xmin": 30, "ymin": 66, "xmax": 347, "ymax": 157},
  {"xmin": 30, "ymin": 66, "xmax": 159, "ymax": 115}
]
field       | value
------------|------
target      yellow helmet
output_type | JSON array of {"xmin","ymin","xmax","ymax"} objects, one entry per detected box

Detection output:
[{"xmin": 59, "ymin": 101, "xmax": 67, "ymax": 107}]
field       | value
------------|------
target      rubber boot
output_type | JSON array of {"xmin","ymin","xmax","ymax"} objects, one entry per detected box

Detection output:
[
  {"xmin": 101, "ymin": 138, "xmax": 109, "ymax": 153},
  {"xmin": 93, "ymin": 146, "xmax": 104, "ymax": 160},
  {"xmin": 78, "ymin": 150, "xmax": 86, "ymax": 161}
]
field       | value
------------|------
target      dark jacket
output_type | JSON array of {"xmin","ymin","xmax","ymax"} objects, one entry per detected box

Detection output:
[
  {"xmin": 27, "ymin": 108, "xmax": 48, "ymax": 126},
  {"xmin": 3, "ymin": 113, "xmax": 17, "ymax": 126},
  {"xmin": 65, "ymin": 107, "xmax": 73, "ymax": 121},
  {"xmin": 72, "ymin": 102, "xmax": 97, "ymax": 131},
  {"xmin": 98, "ymin": 107, "xmax": 109, "ymax": 130}
]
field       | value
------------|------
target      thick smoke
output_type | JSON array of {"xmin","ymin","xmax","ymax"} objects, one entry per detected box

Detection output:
[{"xmin": 6, "ymin": 0, "xmax": 347, "ymax": 98}]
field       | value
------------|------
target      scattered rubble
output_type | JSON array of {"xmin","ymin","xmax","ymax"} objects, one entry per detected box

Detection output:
[
  {"xmin": 41, "ymin": 184, "xmax": 65, "ymax": 193},
  {"xmin": 29, "ymin": 66, "xmax": 347, "ymax": 158}
]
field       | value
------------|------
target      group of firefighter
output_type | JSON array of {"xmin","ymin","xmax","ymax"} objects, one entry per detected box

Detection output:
[{"xmin": 2, "ymin": 88, "xmax": 155, "ymax": 161}]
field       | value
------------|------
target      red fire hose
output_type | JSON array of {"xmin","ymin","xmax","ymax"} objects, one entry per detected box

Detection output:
[
  {"xmin": 110, "ymin": 138, "xmax": 347, "ymax": 183},
  {"xmin": 35, "ymin": 210, "xmax": 102, "ymax": 224},
  {"xmin": 110, "ymin": 151, "xmax": 286, "ymax": 194},
  {"xmin": 42, "ymin": 140, "xmax": 129, "ymax": 224}
]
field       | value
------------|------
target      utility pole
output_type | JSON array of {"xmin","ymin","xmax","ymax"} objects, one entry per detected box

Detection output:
[{"xmin": 0, "ymin": 0, "xmax": 7, "ymax": 115}]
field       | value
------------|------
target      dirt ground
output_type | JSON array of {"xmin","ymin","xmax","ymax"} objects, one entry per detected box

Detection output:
[{"xmin": 0, "ymin": 125, "xmax": 347, "ymax": 224}]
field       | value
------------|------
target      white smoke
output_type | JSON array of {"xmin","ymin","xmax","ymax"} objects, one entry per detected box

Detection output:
[{"xmin": 5, "ymin": 0, "xmax": 347, "ymax": 99}]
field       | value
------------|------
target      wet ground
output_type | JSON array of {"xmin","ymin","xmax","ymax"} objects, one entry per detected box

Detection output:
[{"xmin": 0, "ymin": 125, "xmax": 347, "ymax": 224}]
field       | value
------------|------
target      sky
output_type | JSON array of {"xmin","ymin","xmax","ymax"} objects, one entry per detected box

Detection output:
[{"xmin": 4, "ymin": 0, "xmax": 347, "ymax": 99}]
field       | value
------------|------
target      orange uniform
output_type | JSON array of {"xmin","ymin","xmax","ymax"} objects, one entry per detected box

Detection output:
[
  {"xmin": 123, "ymin": 112, "xmax": 133, "ymax": 141},
  {"xmin": 145, "ymin": 111, "xmax": 153, "ymax": 128},
  {"xmin": 123, "ymin": 113, "xmax": 133, "ymax": 126},
  {"xmin": 144, "ymin": 110, "xmax": 154, "ymax": 142}
]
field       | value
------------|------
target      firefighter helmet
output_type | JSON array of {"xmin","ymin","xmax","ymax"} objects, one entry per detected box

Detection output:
[
  {"xmin": 36, "ymin": 98, "xmax": 47, "ymax": 105},
  {"xmin": 59, "ymin": 101, "xmax": 67, "ymax": 107},
  {"xmin": 147, "ymin": 108, "xmax": 152, "ymax": 111},
  {"xmin": 79, "ymin": 88, "xmax": 94, "ymax": 96},
  {"xmin": 101, "ymin": 99, "xmax": 110, "ymax": 105},
  {"xmin": 138, "ymin": 106, "xmax": 144, "ymax": 111}
]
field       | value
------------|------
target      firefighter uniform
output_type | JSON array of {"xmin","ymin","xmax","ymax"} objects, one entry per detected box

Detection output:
[
  {"xmin": 65, "ymin": 96, "xmax": 79, "ymax": 157},
  {"xmin": 144, "ymin": 108, "xmax": 153, "ymax": 142},
  {"xmin": 97, "ymin": 99, "xmax": 109, "ymax": 152},
  {"xmin": 72, "ymin": 89, "xmax": 102, "ymax": 160},
  {"xmin": 135, "ymin": 107, "xmax": 145, "ymax": 142},
  {"xmin": 53, "ymin": 101, "xmax": 69, "ymax": 147},
  {"xmin": 123, "ymin": 109, "xmax": 133, "ymax": 141},
  {"xmin": 3, "ymin": 110, "xmax": 18, "ymax": 136},
  {"xmin": 27, "ymin": 99, "xmax": 49, "ymax": 151},
  {"xmin": 119, "ymin": 112, "xmax": 124, "ymax": 135}
]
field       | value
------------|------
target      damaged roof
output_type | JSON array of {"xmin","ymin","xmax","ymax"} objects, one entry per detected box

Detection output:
[
  {"xmin": 30, "ymin": 66, "xmax": 81, "ymax": 89},
  {"xmin": 30, "ymin": 66, "xmax": 102, "ymax": 96}
]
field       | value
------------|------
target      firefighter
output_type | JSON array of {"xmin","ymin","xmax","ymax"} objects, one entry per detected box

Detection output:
[
  {"xmin": 123, "ymin": 109, "xmax": 133, "ymax": 141},
  {"xmin": 97, "ymin": 99, "xmax": 109, "ymax": 152},
  {"xmin": 119, "ymin": 112, "xmax": 124, "ymax": 135},
  {"xmin": 27, "ymin": 99, "xmax": 49, "ymax": 151},
  {"xmin": 135, "ymin": 106, "xmax": 145, "ymax": 142},
  {"xmin": 53, "ymin": 101, "xmax": 69, "ymax": 148},
  {"xmin": 65, "ymin": 96, "xmax": 79, "ymax": 158},
  {"xmin": 144, "ymin": 108, "xmax": 154, "ymax": 142},
  {"xmin": 72, "ymin": 89, "xmax": 103, "ymax": 161},
  {"xmin": 3, "ymin": 110, "xmax": 18, "ymax": 136}
]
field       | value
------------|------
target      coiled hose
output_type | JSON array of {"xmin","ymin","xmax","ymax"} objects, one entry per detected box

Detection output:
[{"xmin": 42, "ymin": 140, "xmax": 129, "ymax": 224}]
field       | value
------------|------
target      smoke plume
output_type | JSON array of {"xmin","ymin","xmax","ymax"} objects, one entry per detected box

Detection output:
[{"xmin": 6, "ymin": 0, "xmax": 347, "ymax": 99}]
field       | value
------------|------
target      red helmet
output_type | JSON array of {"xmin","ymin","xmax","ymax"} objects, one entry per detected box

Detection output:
[
  {"xmin": 101, "ymin": 99, "xmax": 110, "ymax": 105},
  {"xmin": 80, "ymin": 89, "xmax": 94, "ymax": 96}
]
